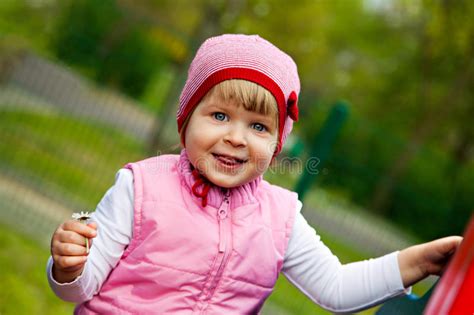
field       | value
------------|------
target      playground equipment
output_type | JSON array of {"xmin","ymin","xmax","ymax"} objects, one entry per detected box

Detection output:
[
  {"xmin": 294, "ymin": 100, "xmax": 349, "ymax": 201},
  {"xmin": 377, "ymin": 214, "xmax": 474, "ymax": 314}
]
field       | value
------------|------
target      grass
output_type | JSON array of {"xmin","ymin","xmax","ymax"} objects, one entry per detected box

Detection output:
[{"xmin": 0, "ymin": 223, "xmax": 74, "ymax": 315}]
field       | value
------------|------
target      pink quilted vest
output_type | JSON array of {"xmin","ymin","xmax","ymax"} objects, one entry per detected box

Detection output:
[{"xmin": 76, "ymin": 151, "xmax": 297, "ymax": 314}]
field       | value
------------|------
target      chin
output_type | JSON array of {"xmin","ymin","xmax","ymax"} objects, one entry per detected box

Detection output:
[
  {"xmin": 208, "ymin": 177, "xmax": 241, "ymax": 189},
  {"xmin": 209, "ymin": 174, "xmax": 257, "ymax": 189}
]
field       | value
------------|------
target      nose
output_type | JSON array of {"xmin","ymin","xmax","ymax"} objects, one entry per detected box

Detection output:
[{"xmin": 223, "ymin": 123, "xmax": 247, "ymax": 147}]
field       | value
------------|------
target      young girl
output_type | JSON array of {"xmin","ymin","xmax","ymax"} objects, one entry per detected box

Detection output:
[{"xmin": 48, "ymin": 34, "xmax": 462, "ymax": 314}]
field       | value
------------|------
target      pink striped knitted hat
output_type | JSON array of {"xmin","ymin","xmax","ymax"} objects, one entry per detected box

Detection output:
[{"xmin": 177, "ymin": 34, "xmax": 300, "ymax": 154}]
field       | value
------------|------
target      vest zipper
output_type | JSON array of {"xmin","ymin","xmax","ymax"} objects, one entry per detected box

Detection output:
[
  {"xmin": 198, "ymin": 191, "xmax": 232, "ymax": 312},
  {"xmin": 209, "ymin": 192, "xmax": 232, "ymax": 299}
]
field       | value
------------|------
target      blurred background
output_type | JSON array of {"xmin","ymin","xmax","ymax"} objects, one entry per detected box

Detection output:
[{"xmin": 0, "ymin": 0, "xmax": 473, "ymax": 314}]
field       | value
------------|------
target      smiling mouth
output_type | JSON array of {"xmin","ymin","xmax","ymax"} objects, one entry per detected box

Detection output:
[{"xmin": 212, "ymin": 153, "xmax": 248, "ymax": 166}]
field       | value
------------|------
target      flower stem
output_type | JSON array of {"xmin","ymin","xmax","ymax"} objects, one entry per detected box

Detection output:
[{"xmin": 80, "ymin": 218, "xmax": 90, "ymax": 254}]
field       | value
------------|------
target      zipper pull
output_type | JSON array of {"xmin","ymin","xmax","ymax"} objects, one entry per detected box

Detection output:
[{"xmin": 218, "ymin": 197, "xmax": 230, "ymax": 252}]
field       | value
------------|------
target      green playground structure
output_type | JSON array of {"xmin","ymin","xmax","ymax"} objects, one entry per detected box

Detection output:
[{"xmin": 294, "ymin": 100, "xmax": 349, "ymax": 201}]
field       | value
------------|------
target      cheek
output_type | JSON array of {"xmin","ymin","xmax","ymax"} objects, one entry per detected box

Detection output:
[
  {"xmin": 185, "ymin": 135, "xmax": 203, "ymax": 160},
  {"xmin": 251, "ymin": 140, "xmax": 276, "ymax": 173},
  {"xmin": 184, "ymin": 125, "xmax": 215, "ymax": 169},
  {"xmin": 268, "ymin": 138, "xmax": 278, "ymax": 155},
  {"xmin": 255, "ymin": 158, "xmax": 272, "ymax": 175},
  {"xmin": 184, "ymin": 120, "xmax": 202, "ymax": 149},
  {"xmin": 254, "ymin": 136, "xmax": 278, "ymax": 159},
  {"xmin": 184, "ymin": 126, "xmax": 199, "ymax": 160}
]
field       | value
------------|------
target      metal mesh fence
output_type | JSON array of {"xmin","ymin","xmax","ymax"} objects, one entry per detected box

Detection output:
[{"xmin": 0, "ymin": 52, "xmax": 153, "ymax": 246}]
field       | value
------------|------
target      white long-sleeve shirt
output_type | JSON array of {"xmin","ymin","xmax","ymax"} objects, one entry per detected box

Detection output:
[{"xmin": 47, "ymin": 169, "xmax": 408, "ymax": 313}]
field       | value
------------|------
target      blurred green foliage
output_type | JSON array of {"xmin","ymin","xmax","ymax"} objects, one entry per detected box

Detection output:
[
  {"xmin": 51, "ymin": 0, "xmax": 173, "ymax": 97},
  {"xmin": 321, "ymin": 113, "xmax": 474, "ymax": 239}
]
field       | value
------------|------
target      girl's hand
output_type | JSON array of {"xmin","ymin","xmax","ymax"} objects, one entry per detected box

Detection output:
[
  {"xmin": 50, "ymin": 220, "xmax": 98, "ymax": 283},
  {"xmin": 398, "ymin": 236, "xmax": 463, "ymax": 287}
]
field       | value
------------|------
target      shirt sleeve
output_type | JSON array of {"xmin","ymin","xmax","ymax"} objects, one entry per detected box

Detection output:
[
  {"xmin": 282, "ymin": 200, "xmax": 410, "ymax": 313},
  {"xmin": 47, "ymin": 168, "xmax": 135, "ymax": 303}
]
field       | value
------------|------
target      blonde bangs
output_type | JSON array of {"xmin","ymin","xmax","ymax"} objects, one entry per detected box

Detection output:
[{"xmin": 208, "ymin": 80, "xmax": 278, "ymax": 119}]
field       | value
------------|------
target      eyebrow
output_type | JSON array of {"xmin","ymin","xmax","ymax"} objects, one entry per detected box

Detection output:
[{"xmin": 206, "ymin": 103, "xmax": 228, "ymax": 110}]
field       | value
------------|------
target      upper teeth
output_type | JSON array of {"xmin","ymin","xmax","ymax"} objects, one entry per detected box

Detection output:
[{"xmin": 217, "ymin": 154, "xmax": 243, "ymax": 163}]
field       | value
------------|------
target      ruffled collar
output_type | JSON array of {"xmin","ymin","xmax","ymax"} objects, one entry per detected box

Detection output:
[{"xmin": 177, "ymin": 149, "xmax": 261, "ymax": 209}]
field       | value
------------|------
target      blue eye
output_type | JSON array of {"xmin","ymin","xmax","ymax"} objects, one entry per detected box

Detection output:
[
  {"xmin": 252, "ymin": 123, "xmax": 267, "ymax": 132},
  {"xmin": 213, "ymin": 112, "xmax": 227, "ymax": 121}
]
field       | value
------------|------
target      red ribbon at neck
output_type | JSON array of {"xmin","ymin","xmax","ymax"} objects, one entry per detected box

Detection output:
[{"xmin": 191, "ymin": 168, "xmax": 211, "ymax": 207}]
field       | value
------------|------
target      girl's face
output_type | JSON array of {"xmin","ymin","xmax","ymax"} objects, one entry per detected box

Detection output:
[{"xmin": 184, "ymin": 91, "xmax": 278, "ymax": 188}]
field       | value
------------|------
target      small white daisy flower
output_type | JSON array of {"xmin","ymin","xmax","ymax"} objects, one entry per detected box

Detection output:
[{"xmin": 72, "ymin": 211, "xmax": 91, "ymax": 221}]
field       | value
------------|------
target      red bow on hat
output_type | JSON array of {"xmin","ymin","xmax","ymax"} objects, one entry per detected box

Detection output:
[{"xmin": 287, "ymin": 91, "xmax": 298, "ymax": 121}]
